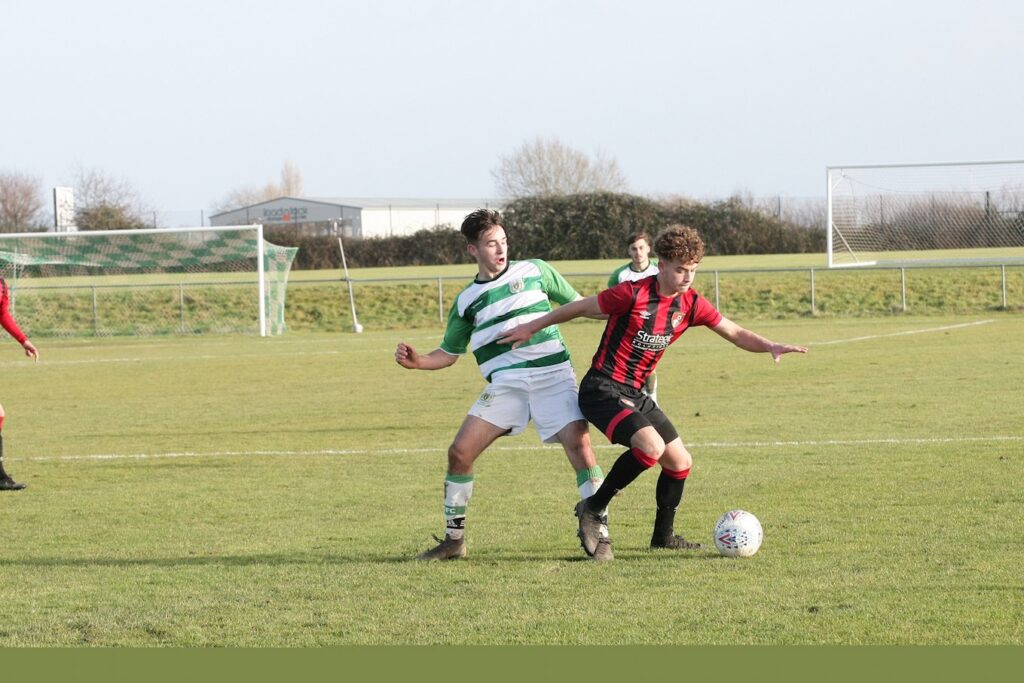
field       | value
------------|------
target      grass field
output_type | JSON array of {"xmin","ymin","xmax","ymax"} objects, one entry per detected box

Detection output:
[{"xmin": 1, "ymin": 311, "xmax": 1022, "ymax": 646}]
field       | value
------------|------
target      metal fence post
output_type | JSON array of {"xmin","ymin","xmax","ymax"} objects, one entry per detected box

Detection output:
[
  {"xmin": 901, "ymin": 268, "xmax": 907, "ymax": 312},
  {"xmin": 1001, "ymin": 265, "xmax": 1007, "ymax": 309},
  {"xmin": 180, "ymin": 284, "xmax": 186, "ymax": 333},
  {"xmin": 810, "ymin": 268, "xmax": 816, "ymax": 314},
  {"xmin": 438, "ymin": 277, "xmax": 444, "ymax": 324},
  {"xmin": 714, "ymin": 270, "xmax": 720, "ymax": 310},
  {"xmin": 92, "ymin": 286, "xmax": 99, "ymax": 336}
]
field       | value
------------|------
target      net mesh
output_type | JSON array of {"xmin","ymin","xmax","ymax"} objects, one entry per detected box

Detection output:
[
  {"xmin": 0, "ymin": 227, "xmax": 297, "ymax": 337},
  {"xmin": 828, "ymin": 161, "xmax": 1024, "ymax": 266}
]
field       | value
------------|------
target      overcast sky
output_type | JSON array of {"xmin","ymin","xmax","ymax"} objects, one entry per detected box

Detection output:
[{"xmin": 3, "ymin": 0, "xmax": 1022, "ymax": 218}]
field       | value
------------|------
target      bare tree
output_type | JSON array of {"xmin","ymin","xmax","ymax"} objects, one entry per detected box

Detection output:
[
  {"xmin": 0, "ymin": 171, "xmax": 46, "ymax": 232},
  {"xmin": 214, "ymin": 161, "xmax": 305, "ymax": 212},
  {"xmin": 279, "ymin": 160, "xmax": 303, "ymax": 197},
  {"xmin": 492, "ymin": 137, "xmax": 629, "ymax": 198},
  {"xmin": 73, "ymin": 166, "xmax": 150, "ymax": 230}
]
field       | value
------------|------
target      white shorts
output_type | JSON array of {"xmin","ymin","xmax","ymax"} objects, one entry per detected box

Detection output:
[{"xmin": 467, "ymin": 366, "xmax": 586, "ymax": 443}]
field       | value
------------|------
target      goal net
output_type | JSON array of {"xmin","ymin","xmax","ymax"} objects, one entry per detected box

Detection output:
[
  {"xmin": 0, "ymin": 225, "xmax": 298, "ymax": 337},
  {"xmin": 827, "ymin": 160, "xmax": 1024, "ymax": 267}
]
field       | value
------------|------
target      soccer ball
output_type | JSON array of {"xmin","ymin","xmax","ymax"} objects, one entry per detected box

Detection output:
[{"xmin": 713, "ymin": 509, "xmax": 763, "ymax": 558}]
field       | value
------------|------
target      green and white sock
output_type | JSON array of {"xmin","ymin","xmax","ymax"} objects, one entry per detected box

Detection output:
[
  {"xmin": 577, "ymin": 465, "xmax": 609, "ymax": 537},
  {"xmin": 443, "ymin": 473, "xmax": 474, "ymax": 540},
  {"xmin": 576, "ymin": 465, "xmax": 604, "ymax": 500}
]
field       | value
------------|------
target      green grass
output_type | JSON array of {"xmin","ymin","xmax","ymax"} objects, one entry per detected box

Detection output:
[{"xmin": 1, "ymin": 313, "xmax": 1022, "ymax": 645}]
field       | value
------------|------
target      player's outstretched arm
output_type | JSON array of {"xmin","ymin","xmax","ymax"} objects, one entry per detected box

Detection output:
[
  {"xmin": 497, "ymin": 296, "xmax": 602, "ymax": 348},
  {"xmin": 394, "ymin": 342, "xmax": 459, "ymax": 370},
  {"xmin": 711, "ymin": 317, "xmax": 807, "ymax": 362}
]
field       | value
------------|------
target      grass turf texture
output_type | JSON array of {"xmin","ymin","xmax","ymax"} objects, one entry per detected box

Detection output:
[{"xmin": 0, "ymin": 314, "xmax": 1022, "ymax": 645}]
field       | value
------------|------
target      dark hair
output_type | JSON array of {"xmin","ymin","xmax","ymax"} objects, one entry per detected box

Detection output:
[
  {"xmin": 627, "ymin": 231, "xmax": 653, "ymax": 247},
  {"xmin": 461, "ymin": 209, "xmax": 504, "ymax": 243},
  {"xmin": 654, "ymin": 224, "xmax": 705, "ymax": 263}
]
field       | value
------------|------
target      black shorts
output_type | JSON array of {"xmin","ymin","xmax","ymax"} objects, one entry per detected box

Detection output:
[{"xmin": 578, "ymin": 369, "xmax": 678, "ymax": 448}]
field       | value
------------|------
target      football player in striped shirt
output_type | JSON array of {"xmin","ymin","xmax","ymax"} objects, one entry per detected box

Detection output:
[
  {"xmin": 500, "ymin": 225, "xmax": 806, "ymax": 560},
  {"xmin": 607, "ymin": 231, "xmax": 660, "ymax": 403},
  {"xmin": 0, "ymin": 278, "xmax": 40, "ymax": 491},
  {"xmin": 395, "ymin": 209, "xmax": 605, "ymax": 560}
]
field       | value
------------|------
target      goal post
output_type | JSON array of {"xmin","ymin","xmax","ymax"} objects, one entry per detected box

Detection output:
[
  {"xmin": 827, "ymin": 160, "xmax": 1024, "ymax": 267},
  {"xmin": 0, "ymin": 225, "xmax": 298, "ymax": 337}
]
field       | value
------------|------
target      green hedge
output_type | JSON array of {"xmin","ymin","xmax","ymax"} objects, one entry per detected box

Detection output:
[{"xmin": 266, "ymin": 193, "xmax": 825, "ymax": 269}]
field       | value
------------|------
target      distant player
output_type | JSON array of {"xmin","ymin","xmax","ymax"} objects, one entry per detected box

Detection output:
[
  {"xmin": 607, "ymin": 231, "xmax": 660, "ymax": 402},
  {"xmin": 0, "ymin": 278, "xmax": 40, "ymax": 491},
  {"xmin": 500, "ymin": 225, "xmax": 807, "ymax": 561},
  {"xmin": 394, "ymin": 209, "xmax": 605, "ymax": 560}
]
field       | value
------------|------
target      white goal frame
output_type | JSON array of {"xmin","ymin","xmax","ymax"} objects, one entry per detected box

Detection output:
[
  {"xmin": 826, "ymin": 159, "xmax": 1024, "ymax": 268},
  {"xmin": 0, "ymin": 224, "xmax": 294, "ymax": 337}
]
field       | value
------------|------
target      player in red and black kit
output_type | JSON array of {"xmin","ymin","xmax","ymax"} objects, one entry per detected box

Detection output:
[
  {"xmin": 0, "ymin": 278, "xmax": 40, "ymax": 491},
  {"xmin": 499, "ymin": 226, "xmax": 807, "ymax": 561}
]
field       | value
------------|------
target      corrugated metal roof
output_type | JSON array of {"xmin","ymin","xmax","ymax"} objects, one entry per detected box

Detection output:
[
  {"xmin": 306, "ymin": 197, "xmax": 506, "ymax": 209},
  {"xmin": 210, "ymin": 196, "xmax": 506, "ymax": 218}
]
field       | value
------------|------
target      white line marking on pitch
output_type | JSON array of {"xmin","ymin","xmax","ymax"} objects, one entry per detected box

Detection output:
[
  {"xmin": 18, "ymin": 435, "xmax": 1023, "ymax": 462},
  {"xmin": 809, "ymin": 319, "xmax": 995, "ymax": 346},
  {"xmin": 0, "ymin": 350, "xmax": 344, "ymax": 367}
]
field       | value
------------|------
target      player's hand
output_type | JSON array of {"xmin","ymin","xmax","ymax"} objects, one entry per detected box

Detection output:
[
  {"xmin": 496, "ymin": 324, "xmax": 533, "ymax": 349},
  {"xmin": 770, "ymin": 343, "xmax": 807, "ymax": 363},
  {"xmin": 394, "ymin": 342, "xmax": 419, "ymax": 369},
  {"xmin": 22, "ymin": 340, "xmax": 38, "ymax": 363}
]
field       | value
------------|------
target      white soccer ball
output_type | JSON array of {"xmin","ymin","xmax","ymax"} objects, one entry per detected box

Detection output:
[
  {"xmin": 353, "ymin": 323, "xmax": 364, "ymax": 333},
  {"xmin": 713, "ymin": 509, "xmax": 763, "ymax": 558}
]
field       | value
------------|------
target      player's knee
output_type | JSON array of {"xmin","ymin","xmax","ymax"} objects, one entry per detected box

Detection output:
[
  {"xmin": 446, "ymin": 441, "xmax": 475, "ymax": 472},
  {"xmin": 631, "ymin": 432, "xmax": 665, "ymax": 457},
  {"xmin": 660, "ymin": 444, "xmax": 692, "ymax": 471},
  {"xmin": 677, "ymin": 451, "xmax": 693, "ymax": 471}
]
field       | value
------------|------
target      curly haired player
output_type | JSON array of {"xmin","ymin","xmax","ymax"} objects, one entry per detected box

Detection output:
[{"xmin": 500, "ymin": 225, "xmax": 806, "ymax": 560}]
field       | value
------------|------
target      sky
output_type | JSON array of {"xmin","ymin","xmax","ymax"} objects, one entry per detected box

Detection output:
[{"xmin": 3, "ymin": 0, "xmax": 1023, "ymax": 220}]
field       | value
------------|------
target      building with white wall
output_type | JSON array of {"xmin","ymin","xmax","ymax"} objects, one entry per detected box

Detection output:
[{"xmin": 209, "ymin": 197, "xmax": 504, "ymax": 237}]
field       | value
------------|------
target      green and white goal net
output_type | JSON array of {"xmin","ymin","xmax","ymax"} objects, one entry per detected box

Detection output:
[
  {"xmin": 827, "ymin": 160, "xmax": 1024, "ymax": 267},
  {"xmin": 0, "ymin": 225, "xmax": 298, "ymax": 337}
]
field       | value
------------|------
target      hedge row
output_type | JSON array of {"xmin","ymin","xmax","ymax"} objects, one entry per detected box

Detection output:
[{"xmin": 266, "ymin": 192, "xmax": 825, "ymax": 270}]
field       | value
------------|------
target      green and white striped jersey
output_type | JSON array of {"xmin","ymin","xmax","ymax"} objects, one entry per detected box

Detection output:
[
  {"xmin": 440, "ymin": 259, "xmax": 581, "ymax": 382},
  {"xmin": 607, "ymin": 258, "xmax": 659, "ymax": 287}
]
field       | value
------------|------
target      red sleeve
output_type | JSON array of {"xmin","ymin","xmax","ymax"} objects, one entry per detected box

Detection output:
[
  {"xmin": 0, "ymin": 280, "xmax": 27, "ymax": 345},
  {"xmin": 597, "ymin": 281, "xmax": 635, "ymax": 316},
  {"xmin": 691, "ymin": 292, "xmax": 722, "ymax": 328}
]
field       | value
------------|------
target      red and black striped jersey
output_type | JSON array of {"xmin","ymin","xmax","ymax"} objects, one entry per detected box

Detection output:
[{"xmin": 590, "ymin": 275, "xmax": 722, "ymax": 389}]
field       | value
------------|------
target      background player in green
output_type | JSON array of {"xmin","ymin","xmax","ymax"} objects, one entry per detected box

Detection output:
[
  {"xmin": 500, "ymin": 225, "xmax": 807, "ymax": 560},
  {"xmin": 607, "ymin": 231, "xmax": 661, "ymax": 402},
  {"xmin": 394, "ymin": 209, "xmax": 605, "ymax": 560},
  {"xmin": 0, "ymin": 277, "xmax": 40, "ymax": 491}
]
